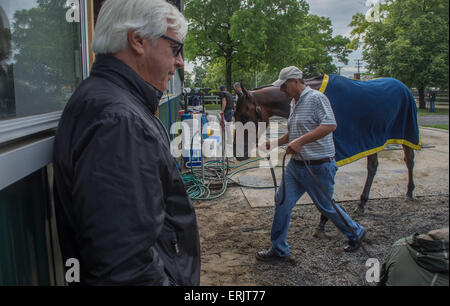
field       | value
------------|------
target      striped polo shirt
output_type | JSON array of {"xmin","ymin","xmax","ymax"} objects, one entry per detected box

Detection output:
[{"xmin": 288, "ymin": 86, "xmax": 336, "ymax": 161}]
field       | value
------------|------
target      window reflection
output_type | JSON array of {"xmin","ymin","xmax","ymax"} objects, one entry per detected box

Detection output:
[
  {"xmin": 0, "ymin": 6, "xmax": 15, "ymax": 119},
  {"xmin": 0, "ymin": 1, "xmax": 82, "ymax": 121}
]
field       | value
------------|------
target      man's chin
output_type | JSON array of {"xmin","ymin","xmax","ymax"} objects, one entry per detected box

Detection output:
[
  {"xmin": 151, "ymin": 81, "xmax": 167, "ymax": 92},
  {"xmin": 150, "ymin": 76, "xmax": 172, "ymax": 93}
]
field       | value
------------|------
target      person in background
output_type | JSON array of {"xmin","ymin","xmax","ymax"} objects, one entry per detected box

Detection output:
[
  {"xmin": 189, "ymin": 88, "xmax": 200, "ymax": 106},
  {"xmin": 220, "ymin": 84, "xmax": 234, "ymax": 122},
  {"xmin": 234, "ymin": 82, "xmax": 242, "ymax": 101},
  {"xmin": 53, "ymin": 0, "xmax": 200, "ymax": 286},
  {"xmin": 428, "ymin": 88, "xmax": 437, "ymax": 113},
  {"xmin": 219, "ymin": 85, "xmax": 235, "ymax": 150}
]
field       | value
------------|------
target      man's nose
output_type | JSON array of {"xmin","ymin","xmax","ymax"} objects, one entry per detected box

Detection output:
[{"xmin": 175, "ymin": 53, "xmax": 184, "ymax": 68}]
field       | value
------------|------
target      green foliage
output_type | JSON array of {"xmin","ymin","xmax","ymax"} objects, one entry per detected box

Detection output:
[
  {"xmin": 424, "ymin": 124, "xmax": 449, "ymax": 130},
  {"xmin": 191, "ymin": 64, "xmax": 209, "ymax": 88},
  {"xmin": 349, "ymin": 0, "xmax": 449, "ymax": 96},
  {"xmin": 417, "ymin": 107, "xmax": 449, "ymax": 116},
  {"xmin": 204, "ymin": 103, "xmax": 222, "ymax": 110},
  {"xmin": 184, "ymin": 70, "xmax": 193, "ymax": 88},
  {"xmin": 202, "ymin": 58, "xmax": 225, "ymax": 89},
  {"xmin": 185, "ymin": 0, "xmax": 351, "ymax": 90}
]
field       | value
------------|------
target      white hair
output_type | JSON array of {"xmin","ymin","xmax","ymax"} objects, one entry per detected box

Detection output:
[{"xmin": 92, "ymin": 0, "xmax": 187, "ymax": 55}]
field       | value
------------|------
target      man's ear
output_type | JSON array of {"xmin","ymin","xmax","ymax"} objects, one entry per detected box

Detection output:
[{"xmin": 127, "ymin": 30, "xmax": 145, "ymax": 56}]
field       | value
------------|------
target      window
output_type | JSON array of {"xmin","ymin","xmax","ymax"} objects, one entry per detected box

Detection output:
[{"xmin": 0, "ymin": 1, "xmax": 83, "ymax": 122}]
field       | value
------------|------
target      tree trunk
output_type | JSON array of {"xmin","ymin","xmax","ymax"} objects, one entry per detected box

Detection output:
[
  {"xmin": 225, "ymin": 50, "xmax": 232, "ymax": 92},
  {"xmin": 418, "ymin": 87, "xmax": 426, "ymax": 109}
]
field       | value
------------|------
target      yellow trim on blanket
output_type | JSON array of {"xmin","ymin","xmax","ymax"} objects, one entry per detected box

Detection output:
[
  {"xmin": 337, "ymin": 138, "xmax": 422, "ymax": 167},
  {"xmin": 317, "ymin": 73, "xmax": 422, "ymax": 167},
  {"xmin": 319, "ymin": 74, "xmax": 329, "ymax": 93}
]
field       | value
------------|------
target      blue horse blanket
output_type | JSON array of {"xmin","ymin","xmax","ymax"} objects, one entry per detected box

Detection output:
[{"xmin": 319, "ymin": 74, "xmax": 421, "ymax": 166}]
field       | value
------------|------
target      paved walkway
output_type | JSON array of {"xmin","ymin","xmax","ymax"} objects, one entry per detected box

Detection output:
[{"xmin": 419, "ymin": 115, "xmax": 448, "ymax": 125}]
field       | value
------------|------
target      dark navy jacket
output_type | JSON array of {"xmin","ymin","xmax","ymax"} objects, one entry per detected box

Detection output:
[{"xmin": 53, "ymin": 55, "xmax": 200, "ymax": 285}]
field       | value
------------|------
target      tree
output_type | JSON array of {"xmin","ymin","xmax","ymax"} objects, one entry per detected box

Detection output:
[
  {"xmin": 192, "ymin": 64, "xmax": 208, "ymax": 88},
  {"xmin": 185, "ymin": 0, "xmax": 351, "ymax": 91},
  {"xmin": 293, "ymin": 14, "xmax": 351, "ymax": 77},
  {"xmin": 184, "ymin": 70, "xmax": 193, "ymax": 88},
  {"xmin": 185, "ymin": 0, "xmax": 241, "ymax": 92},
  {"xmin": 349, "ymin": 0, "xmax": 449, "ymax": 108}
]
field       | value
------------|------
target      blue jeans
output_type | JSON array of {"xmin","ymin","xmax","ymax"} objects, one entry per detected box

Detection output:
[
  {"xmin": 271, "ymin": 159, "xmax": 365, "ymax": 257},
  {"xmin": 224, "ymin": 110, "xmax": 234, "ymax": 122}
]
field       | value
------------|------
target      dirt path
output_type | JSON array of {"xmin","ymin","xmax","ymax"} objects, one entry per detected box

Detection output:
[{"xmin": 194, "ymin": 192, "xmax": 448, "ymax": 286}]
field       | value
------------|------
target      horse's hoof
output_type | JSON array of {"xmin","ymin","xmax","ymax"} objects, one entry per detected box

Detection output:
[
  {"xmin": 353, "ymin": 206, "xmax": 365, "ymax": 216},
  {"xmin": 312, "ymin": 229, "xmax": 329, "ymax": 239}
]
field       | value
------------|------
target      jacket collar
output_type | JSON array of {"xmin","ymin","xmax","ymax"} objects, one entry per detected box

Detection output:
[{"xmin": 90, "ymin": 54, "xmax": 163, "ymax": 114}]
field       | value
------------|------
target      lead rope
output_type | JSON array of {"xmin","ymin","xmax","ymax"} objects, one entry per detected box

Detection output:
[
  {"xmin": 267, "ymin": 153, "xmax": 287, "ymax": 206},
  {"xmin": 268, "ymin": 152, "xmax": 370, "ymax": 257}
]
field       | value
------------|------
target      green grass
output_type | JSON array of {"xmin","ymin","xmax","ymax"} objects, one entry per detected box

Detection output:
[
  {"xmin": 417, "ymin": 107, "xmax": 449, "ymax": 116},
  {"xmin": 424, "ymin": 124, "xmax": 449, "ymax": 130},
  {"xmin": 204, "ymin": 104, "xmax": 222, "ymax": 110}
]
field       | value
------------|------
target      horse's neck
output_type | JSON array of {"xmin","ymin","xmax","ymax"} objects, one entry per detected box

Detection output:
[
  {"xmin": 252, "ymin": 89, "xmax": 291, "ymax": 119},
  {"xmin": 252, "ymin": 76, "xmax": 325, "ymax": 120},
  {"xmin": 305, "ymin": 76, "xmax": 324, "ymax": 91}
]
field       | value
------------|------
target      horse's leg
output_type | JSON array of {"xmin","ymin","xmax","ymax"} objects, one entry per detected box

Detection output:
[
  {"xmin": 403, "ymin": 145, "xmax": 415, "ymax": 200},
  {"xmin": 317, "ymin": 214, "xmax": 329, "ymax": 232},
  {"xmin": 356, "ymin": 153, "xmax": 379, "ymax": 214},
  {"xmin": 313, "ymin": 214, "xmax": 329, "ymax": 238},
  {"xmin": 314, "ymin": 199, "xmax": 350, "ymax": 237}
]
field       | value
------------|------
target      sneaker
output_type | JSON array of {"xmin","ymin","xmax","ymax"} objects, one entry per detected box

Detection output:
[
  {"xmin": 344, "ymin": 229, "xmax": 366, "ymax": 252},
  {"xmin": 255, "ymin": 248, "xmax": 289, "ymax": 262}
]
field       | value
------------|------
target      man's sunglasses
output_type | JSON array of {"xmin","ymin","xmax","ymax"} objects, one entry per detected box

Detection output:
[{"xmin": 160, "ymin": 35, "xmax": 183, "ymax": 57}]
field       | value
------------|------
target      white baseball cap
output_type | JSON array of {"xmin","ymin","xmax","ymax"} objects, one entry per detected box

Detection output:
[{"xmin": 272, "ymin": 66, "xmax": 303, "ymax": 87}]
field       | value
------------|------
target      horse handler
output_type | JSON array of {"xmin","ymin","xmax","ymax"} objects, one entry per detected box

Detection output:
[{"xmin": 256, "ymin": 66, "xmax": 366, "ymax": 261}]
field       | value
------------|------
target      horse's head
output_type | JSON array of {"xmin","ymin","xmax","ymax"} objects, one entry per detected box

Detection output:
[
  {"xmin": 233, "ymin": 87, "xmax": 265, "ymax": 161},
  {"xmin": 234, "ymin": 88, "xmax": 262, "ymax": 126}
]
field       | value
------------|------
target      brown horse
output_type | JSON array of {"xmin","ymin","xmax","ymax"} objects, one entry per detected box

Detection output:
[{"xmin": 233, "ymin": 76, "xmax": 417, "ymax": 230}]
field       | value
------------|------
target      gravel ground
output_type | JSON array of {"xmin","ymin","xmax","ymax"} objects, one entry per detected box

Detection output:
[{"xmin": 194, "ymin": 191, "xmax": 449, "ymax": 286}]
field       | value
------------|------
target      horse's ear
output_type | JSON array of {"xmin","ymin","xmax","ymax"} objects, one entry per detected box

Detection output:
[{"xmin": 242, "ymin": 87, "xmax": 249, "ymax": 98}]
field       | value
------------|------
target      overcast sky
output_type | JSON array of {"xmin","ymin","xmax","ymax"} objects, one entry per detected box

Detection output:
[
  {"xmin": 307, "ymin": 0, "xmax": 369, "ymax": 76},
  {"xmin": 186, "ymin": 0, "xmax": 372, "ymax": 77}
]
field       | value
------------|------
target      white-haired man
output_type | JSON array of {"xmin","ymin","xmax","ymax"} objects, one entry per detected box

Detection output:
[
  {"xmin": 256, "ymin": 66, "xmax": 366, "ymax": 262},
  {"xmin": 53, "ymin": 0, "xmax": 200, "ymax": 285}
]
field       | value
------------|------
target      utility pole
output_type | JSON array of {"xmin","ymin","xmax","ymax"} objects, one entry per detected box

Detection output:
[
  {"xmin": 337, "ymin": 66, "xmax": 343, "ymax": 75},
  {"xmin": 356, "ymin": 59, "xmax": 363, "ymax": 74},
  {"xmin": 354, "ymin": 59, "xmax": 364, "ymax": 80}
]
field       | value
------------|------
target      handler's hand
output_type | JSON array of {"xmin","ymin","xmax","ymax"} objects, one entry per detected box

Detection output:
[{"xmin": 286, "ymin": 138, "xmax": 303, "ymax": 154}]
